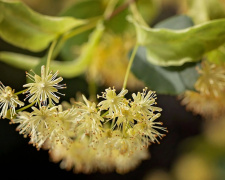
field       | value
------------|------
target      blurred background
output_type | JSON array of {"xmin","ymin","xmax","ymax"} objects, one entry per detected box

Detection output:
[{"xmin": 0, "ymin": 0, "xmax": 224, "ymax": 179}]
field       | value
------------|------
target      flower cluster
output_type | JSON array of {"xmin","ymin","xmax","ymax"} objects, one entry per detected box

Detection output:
[
  {"xmin": 181, "ymin": 61, "xmax": 225, "ymax": 118},
  {"xmin": 49, "ymin": 87, "xmax": 167, "ymax": 173},
  {"xmin": 88, "ymin": 33, "xmax": 144, "ymax": 89},
  {"xmin": 1, "ymin": 65, "xmax": 166, "ymax": 174}
]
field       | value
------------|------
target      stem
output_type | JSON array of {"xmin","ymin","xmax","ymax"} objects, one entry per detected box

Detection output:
[
  {"xmin": 129, "ymin": 1, "xmax": 149, "ymax": 27},
  {"xmin": 51, "ymin": 0, "xmax": 137, "ymax": 60},
  {"xmin": 46, "ymin": 39, "xmax": 57, "ymax": 75},
  {"xmin": 52, "ymin": 18, "xmax": 100, "ymax": 59},
  {"xmin": 107, "ymin": 0, "xmax": 138, "ymax": 20},
  {"xmin": 122, "ymin": 121, "xmax": 126, "ymax": 137},
  {"xmin": 15, "ymin": 89, "xmax": 27, "ymax": 95},
  {"xmin": 16, "ymin": 101, "xmax": 36, "ymax": 113},
  {"xmin": 63, "ymin": 19, "xmax": 100, "ymax": 41},
  {"xmin": 104, "ymin": 0, "xmax": 119, "ymax": 20},
  {"xmin": 111, "ymin": 118, "xmax": 116, "ymax": 129},
  {"xmin": 101, "ymin": 110, "xmax": 109, "ymax": 118},
  {"xmin": 88, "ymin": 79, "xmax": 97, "ymax": 102},
  {"xmin": 122, "ymin": 44, "xmax": 139, "ymax": 89}
]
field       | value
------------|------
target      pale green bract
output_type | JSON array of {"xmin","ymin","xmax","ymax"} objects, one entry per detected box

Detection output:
[
  {"xmin": 129, "ymin": 16, "xmax": 225, "ymax": 66},
  {"xmin": 0, "ymin": 21, "xmax": 104, "ymax": 78},
  {"xmin": 0, "ymin": 0, "xmax": 86, "ymax": 52}
]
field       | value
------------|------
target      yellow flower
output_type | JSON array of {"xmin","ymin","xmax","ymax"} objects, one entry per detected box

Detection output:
[
  {"xmin": 131, "ymin": 87, "xmax": 162, "ymax": 117},
  {"xmin": 88, "ymin": 33, "xmax": 144, "ymax": 89},
  {"xmin": 173, "ymin": 153, "xmax": 216, "ymax": 180},
  {"xmin": 72, "ymin": 95, "xmax": 104, "ymax": 144},
  {"xmin": 195, "ymin": 61, "xmax": 225, "ymax": 97},
  {"xmin": 0, "ymin": 82, "xmax": 24, "ymax": 119},
  {"xmin": 12, "ymin": 106, "xmax": 72, "ymax": 150},
  {"xmin": 181, "ymin": 90, "xmax": 225, "ymax": 118},
  {"xmin": 47, "ymin": 87, "xmax": 166, "ymax": 174},
  {"xmin": 113, "ymin": 148, "xmax": 149, "ymax": 174},
  {"xmin": 204, "ymin": 114, "xmax": 225, "ymax": 147},
  {"xmin": 23, "ymin": 65, "xmax": 65, "ymax": 105},
  {"xmin": 49, "ymin": 137, "xmax": 101, "ymax": 174},
  {"xmin": 97, "ymin": 87, "xmax": 128, "ymax": 117},
  {"xmin": 181, "ymin": 61, "xmax": 225, "ymax": 118}
]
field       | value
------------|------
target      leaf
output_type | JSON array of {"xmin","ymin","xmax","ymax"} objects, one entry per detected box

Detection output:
[
  {"xmin": 206, "ymin": 44, "xmax": 225, "ymax": 64},
  {"xmin": 105, "ymin": 0, "xmax": 160, "ymax": 34},
  {"xmin": 60, "ymin": 0, "xmax": 104, "ymax": 19},
  {"xmin": 130, "ymin": 16, "xmax": 225, "ymax": 66},
  {"xmin": 59, "ymin": 0, "xmax": 104, "ymax": 61},
  {"xmin": 136, "ymin": 0, "xmax": 161, "ymax": 24},
  {"xmin": 0, "ymin": 0, "xmax": 86, "ymax": 52},
  {"xmin": 51, "ymin": 22, "xmax": 104, "ymax": 78},
  {"xmin": 59, "ymin": 0, "xmax": 131, "ymax": 61},
  {"xmin": 131, "ymin": 15, "xmax": 199, "ymax": 95},
  {"xmin": 131, "ymin": 46, "xmax": 199, "ymax": 95},
  {"xmin": 0, "ymin": 52, "xmax": 39, "ymax": 69},
  {"xmin": 181, "ymin": 0, "xmax": 225, "ymax": 24},
  {"xmin": 0, "ymin": 22, "xmax": 105, "ymax": 78},
  {"xmin": 154, "ymin": 15, "xmax": 194, "ymax": 30}
]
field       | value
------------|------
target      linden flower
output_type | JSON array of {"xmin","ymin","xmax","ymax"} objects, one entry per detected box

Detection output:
[
  {"xmin": 88, "ymin": 33, "xmax": 144, "ymax": 89},
  {"xmin": 0, "ymin": 82, "xmax": 24, "ymax": 118},
  {"xmin": 115, "ymin": 108, "xmax": 135, "ymax": 130},
  {"xmin": 97, "ymin": 87, "xmax": 128, "ymax": 116},
  {"xmin": 113, "ymin": 148, "xmax": 149, "ymax": 174},
  {"xmin": 131, "ymin": 113, "xmax": 168, "ymax": 146},
  {"xmin": 195, "ymin": 61, "xmax": 225, "ymax": 97},
  {"xmin": 73, "ymin": 95, "xmax": 104, "ymax": 143},
  {"xmin": 13, "ymin": 106, "xmax": 71, "ymax": 150},
  {"xmin": 107, "ymin": 130, "xmax": 143, "ymax": 155},
  {"xmin": 100, "ymin": 130, "xmax": 149, "ymax": 174},
  {"xmin": 49, "ymin": 137, "xmax": 100, "ymax": 174},
  {"xmin": 23, "ymin": 65, "xmax": 65, "ymax": 105},
  {"xmin": 181, "ymin": 90, "xmax": 225, "ymax": 118},
  {"xmin": 131, "ymin": 88, "xmax": 162, "ymax": 117}
]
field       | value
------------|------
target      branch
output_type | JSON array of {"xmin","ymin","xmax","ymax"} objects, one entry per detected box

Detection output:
[{"xmin": 106, "ymin": 0, "xmax": 138, "ymax": 20}]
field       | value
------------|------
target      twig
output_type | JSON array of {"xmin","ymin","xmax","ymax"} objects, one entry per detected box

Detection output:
[{"xmin": 106, "ymin": 0, "xmax": 138, "ymax": 20}]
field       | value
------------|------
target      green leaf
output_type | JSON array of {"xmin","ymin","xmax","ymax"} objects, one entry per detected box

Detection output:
[
  {"xmin": 60, "ymin": 0, "xmax": 104, "ymax": 19},
  {"xmin": 136, "ymin": 0, "xmax": 161, "ymax": 24},
  {"xmin": 0, "ymin": 0, "xmax": 86, "ymax": 52},
  {"xmin": 0, "ymin": 22, "xmax": 105, "ymax": 78},
  {"xmin": 59, "ymin": 0, "xmax": 104, "ymax": 61},
  {"xmin": 0, "ymin": 52, "xmax": 39, "ymax": 69},
  {"xmin": 130, "ymin": 16, "xmax": 225, "ymax": 66},
  {"xmin": 131, "ymin": 15, "xmax": 199, "ymax": 95},
  {"xmin": 206, "ymin": 44, "xmax": 225, "ymax": 64},
  {"xmin": 183, "ymin": 0, "xmax": 225, "ymax": 24},
  {"xmin": 131, "ymin": 46, "xmax": 199, "ymax": 95},
  {"xmin": 105, "ymin": 0, "xmax": 160, "ymax": 34},
  {"xmin": 154, "ymin": 15, "xmax": 194, "ymax": 30}
]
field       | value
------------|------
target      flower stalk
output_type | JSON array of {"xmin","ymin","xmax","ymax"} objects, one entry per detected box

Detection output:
[{"xmin": 123, "ymin": 44, "xmax": 139, "ymax": 89}]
